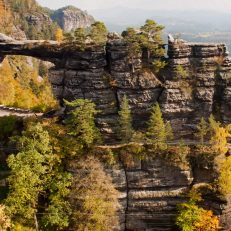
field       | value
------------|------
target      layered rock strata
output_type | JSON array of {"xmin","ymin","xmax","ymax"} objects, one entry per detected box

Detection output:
[{"xmin": 1, "ymin": 35, "xmax": 231, "ymax": 139}]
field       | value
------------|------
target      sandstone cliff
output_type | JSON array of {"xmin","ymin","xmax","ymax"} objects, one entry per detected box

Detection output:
[
  {"xmin": 1, "ymin": 35, "xmax": 231, "ymax": 230},
  {"xmin": 51, "ymin": 6, "xmax": 95, "ymax": 32}
]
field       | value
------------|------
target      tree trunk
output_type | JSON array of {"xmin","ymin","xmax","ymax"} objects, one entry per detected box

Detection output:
[{"xmin": 34, "ymin": 213, "xmax": 39, "ymax": 231}]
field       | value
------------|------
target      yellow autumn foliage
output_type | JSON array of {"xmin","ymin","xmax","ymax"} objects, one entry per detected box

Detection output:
[
  {"xmin": 55, "ymin": 28, "xmax": 64, "ymax": 43},
  {"xmin": 218, "ymin": 156, "xmax": 231, "ymax": 196},
  {"xmin": 0, "ymin": 57, "xmax": 57, "ymax": 112},
  {"xmin": 194, "ymin": 210, "xmax": 220, "ymax": 231},
  {"xmin": 209, "ymin": 115, "xmax": 231, "ymax": 155}
]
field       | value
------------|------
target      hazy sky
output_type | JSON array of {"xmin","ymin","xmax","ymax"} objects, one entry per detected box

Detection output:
[{"xmin": 37, "ymin": 0, "xmax": 231, "ymax": 11}]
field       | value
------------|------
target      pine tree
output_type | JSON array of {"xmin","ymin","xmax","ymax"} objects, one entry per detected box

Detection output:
[
  {"xmin": 89, "ymin": 21, "xmax": 108, "ymax": 45},
  {"xmin": 64, "ymin": 99, "xmax": 101, "ymax": 150},
  {"xmin": 195, "ymin": 117, "xmax": 208, "ymax": 145},
  {"xmin": 73, "ymin": 28, "xmax": 87, "ymax": 50},
  {"xmin": 146, "ymin": 103, "xmax": 167, "ymax": 150},
  {"xmin": 118, "ymin": 95, "xmax": 134, "ymax": 143}
]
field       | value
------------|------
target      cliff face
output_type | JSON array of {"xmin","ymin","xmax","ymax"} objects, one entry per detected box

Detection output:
[
  {"xmin": 51, "ymin": 6, "xmax": 95, "ymax": 32},
  {"xmin": 106, "ymin": 154, "xmax": 231, "ymax": 231},
  {"xmin": 1, "ymin": 35, "xmax": 231, "ymax": 229},
  {"xmin": 1, "ymin": 35, "xmax": 231, "ymax": 139},
  {"xmin": 47, "ymin": 38, "xmax": 231, "ymax": 140}
]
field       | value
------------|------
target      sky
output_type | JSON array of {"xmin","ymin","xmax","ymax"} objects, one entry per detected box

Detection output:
[{"xmin": 37, "ymin": 0, "xmax": 231, "ymax": 11}]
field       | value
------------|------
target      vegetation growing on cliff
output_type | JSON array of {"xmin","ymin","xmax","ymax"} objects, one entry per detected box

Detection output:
[
  {"xmin": 0, "ymin": 100, "xmax": 119, "ymax": 230},
  {"xmin": 9, "ymin": 0, "xmax": 59, "ymax": 40},
  {"xmin": 62, "ymin": 21, "xmax": 108, "ymax": 50},
  {"xmin": 176, "ymin": 190, "xmax": 220, "ymax": 231},
  {"xmin": 122, "ymin": 19, "xmax": 166, "ymax": 73},
  {"xmin": 146, "ymin": 103, "xmax": 173, "ymax": 150}
]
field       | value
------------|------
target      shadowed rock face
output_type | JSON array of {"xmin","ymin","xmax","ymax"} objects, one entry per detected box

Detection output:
[{"xmin": 0, "ymin": 34, "xmax": 231, "ymax": 140}]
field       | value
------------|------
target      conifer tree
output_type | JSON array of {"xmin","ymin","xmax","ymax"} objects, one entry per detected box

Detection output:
[
  {"xmin": 74, "ymin": 28, "xmax": 87, "ymax": 50},
  {"xmin": 118, "ymin": 95, "xmax": 134, "ymax": 143},
  {"xmin": 89, "ymin": 21, "xmax": 108, "ymax": 45},
  {"xmin": 146, "ymin": 103, "xmax": 168, "ymax": 150},
  {"xmin": 195, "ymin": 117, "xmax": 208, "ymax": 145},
  {"xmin": 64, "ymin": 99, "xmax": 101, "ymax": 150}
]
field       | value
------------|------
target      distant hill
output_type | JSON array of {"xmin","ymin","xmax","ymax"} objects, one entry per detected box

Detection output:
[{"xmin": 51, "ymin": 6, "xmax": 95, "ymax": 32}]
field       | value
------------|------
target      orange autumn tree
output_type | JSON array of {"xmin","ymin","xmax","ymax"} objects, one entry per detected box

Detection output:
[{"xmin": 176, "ymin": 190, "xmax": 220, "ymax": 231}]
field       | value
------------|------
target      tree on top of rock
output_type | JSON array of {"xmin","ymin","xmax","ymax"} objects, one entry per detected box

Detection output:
[
  {"xmin": 122, "ymin": 19, "xmax": 166, "ymax": 73},
  {"xmin": 89, "ymin": 21, "xmax": 108, "ymax": 45}
]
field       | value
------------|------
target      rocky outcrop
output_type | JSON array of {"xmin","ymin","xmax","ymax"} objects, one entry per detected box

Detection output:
[
  {"xmin": 1, "ymin": 35, "xmax": 231, "ymax": 140},
  {"xmin": 51, "ymin": 6, "xmax": 95, "ymax": 32},
  {"xmin": 107, "ymin": 155, "xmax": 230, "ymax": 231}
]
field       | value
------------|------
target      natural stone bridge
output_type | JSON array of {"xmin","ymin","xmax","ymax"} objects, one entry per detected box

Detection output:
[{"xmin": 0, "ymin": 33, "xmax": 231, "ymax": 141}]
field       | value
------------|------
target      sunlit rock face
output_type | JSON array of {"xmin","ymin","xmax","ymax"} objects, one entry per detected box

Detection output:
[{"xmin": 51, "ymin": 6, "xmax": 95, "ymax": 32}]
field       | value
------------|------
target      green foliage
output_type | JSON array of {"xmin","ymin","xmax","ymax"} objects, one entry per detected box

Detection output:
[
  {"xmin": 41, "ymin": 171, "xmax": 72, "ymax": 230},
  {"xmin": 74, "ymin": 28, "xmax": 87, "ymax": 47},
  {"xmin": 89, "ymin": 21, "xmax": 108, "ymax": 45},
  {"xmin": 63, "ymin": 28, "xmax": 87, "ymax": 51},
  {"xmin": 64, "ymin": 99, "xmax": 101, "ymax": 150},
  {"xmin": 146, "ymin": 103, "xmax": 173, "ymax": 150},
  {"xmin": 5, "ymin": 122, "xmax": 72, "ymax": 230},
  {"xmin": 63, "ymin": 21, "xmax": 108, "ymax": 50},
  {"xmin": 175, "ymin": 65, "xmax": 188, "ymax": 79},
  {"xmin": 122, "ymin": 19, "xmax": 165, "ymax": 73},
  {"xmin": 176, "ymin": 200, "xmax": 203, "ymax": 231},
  {"xmin": 176, "ymin": 190, "xmax": 220, "ymax": 231},
  {"xmin": 118, "ymin": 95, "xmax": 134, "ymax": 143},
  {"xmin": 195, "ymin": 117, "xmax": 209, "ymax": 145},
  {"xmin": 69, "ymin": 156, "xmax": 119, "ymax": 231}
]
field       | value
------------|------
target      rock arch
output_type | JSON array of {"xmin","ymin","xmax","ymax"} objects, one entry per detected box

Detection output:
[{"xmin": 1, "ymin": 33, "xmax": 231, "ymax": 140}]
